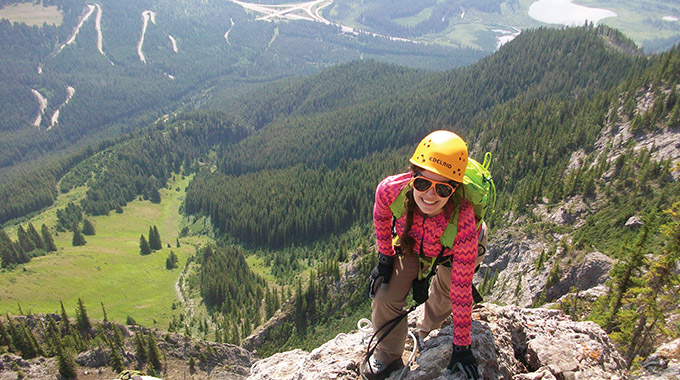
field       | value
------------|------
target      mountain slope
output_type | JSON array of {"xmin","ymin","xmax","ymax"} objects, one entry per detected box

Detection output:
[
  {"xmin": 1, "ymin": 24, "xmax": 679, "ymax": 375},
  {"xmin": 0, "ymin": 0, "xmax": 484, "ymax": 175}
]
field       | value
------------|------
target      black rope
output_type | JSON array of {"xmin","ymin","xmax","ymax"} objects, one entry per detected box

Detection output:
[{"xmin": 363, "ymin": 304, "xmax": 418, "ymax": 375}]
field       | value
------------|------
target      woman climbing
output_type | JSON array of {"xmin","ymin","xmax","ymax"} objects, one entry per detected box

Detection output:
[{"xmin": 367, "ymin": 130, "xmax": 482, "ymax": 380}]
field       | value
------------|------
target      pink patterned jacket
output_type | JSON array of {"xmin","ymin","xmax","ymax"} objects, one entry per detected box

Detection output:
[{"xmin": 373, "ymin": 172, "xmax": 478, "ymax": 346}]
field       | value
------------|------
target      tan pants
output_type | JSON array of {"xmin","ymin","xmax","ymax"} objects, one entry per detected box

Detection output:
[{"xmin": 371, "ymin": 253, "xmax": 453, "ymax": 363}]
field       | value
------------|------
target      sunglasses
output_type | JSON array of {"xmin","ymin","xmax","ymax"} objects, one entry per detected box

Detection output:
[{"xmin": 412, "ymin": 175, "xmax": 457, "ymax": 198}]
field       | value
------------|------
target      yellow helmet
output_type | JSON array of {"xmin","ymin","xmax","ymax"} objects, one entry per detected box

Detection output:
[{"xmin": 409, "ymin": 130, "xmax": 468, "ymax": 182}]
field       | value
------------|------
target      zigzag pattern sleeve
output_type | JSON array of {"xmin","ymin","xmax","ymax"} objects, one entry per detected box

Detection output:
[
  {"xmin": 373, "ymin": 173, "xmax": 410, "ymax": 256},
  {"xmin": 448, "ymin": 199, "xmax": 478, "ymax": 346}
]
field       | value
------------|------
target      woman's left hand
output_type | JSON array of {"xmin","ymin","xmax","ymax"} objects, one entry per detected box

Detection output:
[{"xmin": 447, "ymin": 344, "xmax": 479, "ymax": 379}]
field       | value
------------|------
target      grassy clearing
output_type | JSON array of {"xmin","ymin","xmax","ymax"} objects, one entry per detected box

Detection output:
[
  {"xmin": 0, "ymin": 174, "xmax": 201, "ymax": 330},
  {"xmin": 245, "ymin": 254, "xmax": 277, "ymax": 284},
  {"xmin": 0, "ymin": 2, "xmax": 63, "ymax": 26},
  {"xmin": 393, "ymin": 6, "xmax": 434, "ymax": 27}
]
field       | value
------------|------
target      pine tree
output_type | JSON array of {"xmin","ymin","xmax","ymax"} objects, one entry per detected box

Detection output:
[
  {"xmin": 82, "ymin": 219, "xmax": 96, "ymax": 236},
  {"xmin": 265, "ymin": 288, "xmax": 274, "ymax": 320},
  {"xmin": 148, "ymin": 226, "xmax": 155, "ymax": 250},
  {"xmin": 60, "ymin": 301, "xmax": 71, "ymax": 335},
  {"xmin": 75, "ymin": 298, "xmax": 92, "ymax": 335},
  {"xmin": 176, "ymin": 238, "xmax": 181, "ymax": 248},
  {"xmin": 17, "ymin": 225, "xmax": 36, "ymax": 253},
  {"xmin": 669, "ymin": 101, "xmax": 680, "ymax": 127},
  {"xmin": 153, "ymin": 226, "xmax": 161, "ymax": 248},
  {"xmin": 149, "ymin": 226, "xmax": 162, "ymax": 250},
  {"xmin": 147, "ymin": 332, "xmax": 163, "ymax": 372},
  {"xmin": 101, "ymin": 301, "xmax": 108, "ymax": 323},
  {"xmin": 140, "ymin": 235, "xmax": 151, "ymax": 255},
  {"xmin": 605, "ymin": 224, "xmax": 649, "ymax": 332},
  {"xmin": 134, "ymin": 330, "xmax": 147, "ymax": 364},
  {"xmin": 0, "ymin": 318, "xmax": 12, "ymax": 350},
  {"xmin": 72, "ymin": 222, "xmax": 87, "ymax": 246},
  {"xmin": 112, "ymin": 325, "xmax": 125, "ymax": 348},
  {"xmin": 617, "ymin": 204, "xmax": 680, "ymax": 366},
  {"xmin": 150, "ymin": 187, "xmax": 162, "ymax": 204},
  {"xmin": 14, "ymin": 241, "xmax": 29, "ymax": 264},
  {"xmin": 41, "ymin": 224, "xmax": 57, "ymax": 252},
  {"xmin": 108, "ymin": 340, "xmax": 125, "ymax": 373},
  {"xmin": 8, "ymin": 318, "xmax": 40, "ymax": 359},
  {"xmin": 0, "ymin": 230, "xmax": 18, "ymax": 267},
  {"xmin": 26, "ymin": 223, "xmax": 44, "ymax": 250},
  {"xmin": 55, "ymin": 338, "xmax": 77, "ymax": 379},
  {"xmin": 166, "ymin": 250, "xmax": 179, "ymax": 269}
]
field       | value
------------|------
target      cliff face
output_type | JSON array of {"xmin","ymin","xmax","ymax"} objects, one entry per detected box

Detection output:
[{"xmin": 246, "ymin": 303, "xmax": 627, "ymax": 380}]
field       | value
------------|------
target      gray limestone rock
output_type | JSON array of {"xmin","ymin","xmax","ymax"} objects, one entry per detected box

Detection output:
[{"xmin": 245, "ymin": 304, "xmax": 626, "ymax": 380}]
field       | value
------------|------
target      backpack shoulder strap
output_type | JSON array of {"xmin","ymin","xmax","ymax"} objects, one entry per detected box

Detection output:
[
  {"xmin": 389, "ymin": 180, "xmax": 462, "ymax": 249},
  {"xmin": 389, "ymin": 180, "xmax": 411, "ymax": 219}
]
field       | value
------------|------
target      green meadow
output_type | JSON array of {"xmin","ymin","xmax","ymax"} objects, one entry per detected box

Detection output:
[
  {"xmin": 0, "ymin": 174, "xmax": 208, "ymax": 329},
  {"xmin": 0, "ymin": 2, "xmax": 63, "ymax": 26}
]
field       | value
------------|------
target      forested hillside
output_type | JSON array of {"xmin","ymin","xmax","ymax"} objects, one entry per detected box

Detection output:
[
  {"xmin": 1, "ymin": 24, "xmax": 679, "ymax": 375},
  {"xmin": 0, "ymin": 0, "xmax": 484, "ymax": 180},
  {"xmin": 186, "ymin": 26, "xmax": 645, "ymax": 247}
]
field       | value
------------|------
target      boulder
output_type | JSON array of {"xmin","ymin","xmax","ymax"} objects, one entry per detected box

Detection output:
[
  {"xmin": 637, "ymin": 339, "xmax": 680, "ymax": 380},
  {"xmin": 545, "ymin": 251, "xmax": 614, "ymax": 302},
  {"xmin": 625, "ymin": 216, "xmax": 644, "ymax": 228}
]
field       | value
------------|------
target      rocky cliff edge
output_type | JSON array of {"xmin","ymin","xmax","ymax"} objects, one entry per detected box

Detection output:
[{"xmin": 247, "ymin": 303, "xmax": 627, "ymax": 380}]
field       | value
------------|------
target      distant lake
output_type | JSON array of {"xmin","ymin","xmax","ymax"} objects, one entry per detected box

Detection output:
[{"xmin": 528, "ymin": 0, "xmax": 617, "ymax": 26}]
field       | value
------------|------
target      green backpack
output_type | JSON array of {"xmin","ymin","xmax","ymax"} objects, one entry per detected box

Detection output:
[{"xmin": 390, "ymin": 152, "xmax": 496, "ymax": 248}]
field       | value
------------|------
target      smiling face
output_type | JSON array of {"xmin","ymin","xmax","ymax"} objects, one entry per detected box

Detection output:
[{"xmin": 412, "ymin": 169, "xmax": 456, "ymax": 216}]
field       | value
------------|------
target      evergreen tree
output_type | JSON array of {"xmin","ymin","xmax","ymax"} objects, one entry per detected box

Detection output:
[
  {"xmin": 615, "ymin": 204, "xmax": 680, "ymax": 366},
  {"xmin": 56, "ymin": 202, "xmax": 83, "ymax": 232},
  {"xmin": 147, "ymin": 332, "xmax": 163, "ymax": 372},
  {"xmin": 72, "ymin": 222, "xmax": 87, "ymax": 246},
  {"xmin": 101, "ymin": 301, "xmax": 108, "ymax": 323},
  {"xmin": 26, "ymin": 223, "xmax": 44, "ymax": 250},
  {"xmin": 82, "ymin": 219, "xmax": 96, "ymax": 236},
  {"xmin": 265, "ymin": 287, "xmax": 274, "ymax": 320},
  {"xmin": 55, "ymin": 339, "xmax": 77, "ymax": 379},
  {"xmin": 148, "ymin": 226, "xmax": 156, "ymax": 250},
  {"xmin": 17, "ymin": 225, "xmax": 36, "ymax": 253},
  {"xmin": 166, "ymin": 250, "xmax": 179, "ymax": 269},
  {"xmin": 134, "ymin": 330, "xmax": 147, "ymax": 364},
  {"xmin": 604, "ymin": 224, "xmax": 649, "ymax": 332},
  {"xmin": 140, "ymin": 235, "xmax": 151, "ymax": 255},
  {"xmin": 14, "ymin": 241, "xmax": 29, "ymax": 264},
  {"xmin": 0, "ymin": 230, "xmax": 18, "ymax": 267},
  {"xmin": 75, "ymin": 298, "xmax": 92, "ymax": 335},
  {"xmin": 126, "ymin": 315, "xmax": 137, "ymax": 325},
  {"xmin": 149, "ymin": 226, "xmax": 162, "ymax": 250},
  {"xmin": 176, "ymin": 238, "xmax": 181, "ymax": 248},
  {"xmin": 112, "ymin": 325, "xmax": 125, "ymax": 348},
  {"xmin": 8, "ymin": 318, "xmax": 40, "ymax": 359},
  {"xmin": 44, "ymin": 315, "xmax": 61, "ymax": 356},
  {"xmin": 59, "ymin": 301, "xmax": 71, "ymax": 336},
  {"xmin": 41, "ymin": 224, "xmax": 57, "ymax": 252},
  {"xmin": 0, "ymin": 318, "xmax": 12, "ymax": 350},
  {"xmin": 109, "ymin": 340, "xmax": 125, "ymax": 373},
  {"xmin": 150, "ymin": 187, "xmax": 161, "ymax": 204},
  {"xmin": 154, "ymin": 226, "xmax": 161, "ymax": 248}
]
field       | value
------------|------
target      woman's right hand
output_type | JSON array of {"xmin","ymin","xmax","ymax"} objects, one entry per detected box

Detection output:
[{"xmin": 369, "ymin": 253, "xmax": 394, "ymax": 298}]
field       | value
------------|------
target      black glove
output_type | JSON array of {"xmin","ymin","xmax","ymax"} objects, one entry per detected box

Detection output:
[
  {"xmin": 411, "ymin": 277, "xmax": 430, "ymax": 304},
  {"xmin": 447, "ymin": 345, "xmax": 479, "ymax": 380},
  {"xmin": 369, "ymin": 253, "xmax": 394, "ymax": 298}
]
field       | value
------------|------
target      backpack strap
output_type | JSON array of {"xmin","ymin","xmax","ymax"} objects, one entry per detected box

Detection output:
[
  {"xmin": 389, "ymin": 181, "xmax": 460, "ymax": 249},
  {"xmin": 388, "ymin": 179, "xmax": 412, "ymax": 219}
]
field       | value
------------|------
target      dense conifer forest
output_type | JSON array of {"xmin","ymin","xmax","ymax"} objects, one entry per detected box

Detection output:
[
  {"xmin": 0, "ymin": 24, "xmax": 679, "ymax": 370},
  {"xmin": 0, "ymin": 0, "xmax": 484, "ymax": 177}
]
